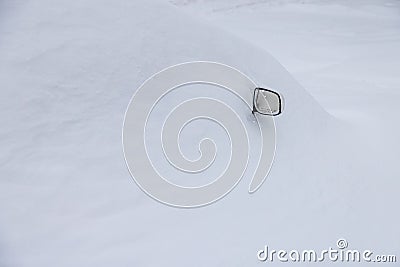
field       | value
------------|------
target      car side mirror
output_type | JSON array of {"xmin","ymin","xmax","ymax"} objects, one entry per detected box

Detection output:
[{"xmin": 252, "ymin": 87, "xmax": 283, "ymax": 116}]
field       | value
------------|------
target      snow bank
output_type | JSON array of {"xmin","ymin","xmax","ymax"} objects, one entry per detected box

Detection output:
[{"xmin": 2, "ymin": 0, "xmax": 397, "ymax": 266}]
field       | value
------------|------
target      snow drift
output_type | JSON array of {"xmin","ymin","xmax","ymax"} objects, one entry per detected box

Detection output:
[{"xmin": 1, "ymin": 0, "xmax": 398, "ymax": 266}]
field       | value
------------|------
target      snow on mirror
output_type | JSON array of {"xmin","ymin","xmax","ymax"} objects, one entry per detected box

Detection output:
[{"xmin": 252, "ymin": 87, "xmax": 283, "ymax": 116}]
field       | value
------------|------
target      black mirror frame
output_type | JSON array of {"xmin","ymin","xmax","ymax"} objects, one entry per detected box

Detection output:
[{"xmin": 252, "ymin": 87, "xmax": 283, "ymax": 116}]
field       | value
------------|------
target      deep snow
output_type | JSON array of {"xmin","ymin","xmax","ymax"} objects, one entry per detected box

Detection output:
[{"xmin": 0, "ymin": 0, "xmax": 399, "ymax": 266}]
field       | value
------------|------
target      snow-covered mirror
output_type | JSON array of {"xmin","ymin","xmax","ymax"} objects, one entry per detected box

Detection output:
[{"xmin": 253, "ymin": 88, "xmax": 283, "ymax": 116}]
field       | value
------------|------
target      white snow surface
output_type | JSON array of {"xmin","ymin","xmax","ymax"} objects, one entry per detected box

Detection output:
[{"xmin": 0, "ymin": 0, "xmax": 399, "ymax": 266}]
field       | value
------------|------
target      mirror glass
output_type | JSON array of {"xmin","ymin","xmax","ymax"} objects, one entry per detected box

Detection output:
[{"xmin": 253, "ymin": 88, "xmax": 282, "ymax": 116}]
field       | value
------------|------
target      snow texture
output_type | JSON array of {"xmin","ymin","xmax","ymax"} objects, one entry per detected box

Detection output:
[{"xmin": 0, "ymin": 0, "xmax": 399, "ymax": 266}]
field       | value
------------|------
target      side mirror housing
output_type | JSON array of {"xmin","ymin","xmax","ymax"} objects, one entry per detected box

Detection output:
[{"xmin": 252, "ymin": 87, "xmax": 283, "ymax": 116}]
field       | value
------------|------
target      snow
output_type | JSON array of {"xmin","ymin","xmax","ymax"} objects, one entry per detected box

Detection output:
[{"xmin": 0, "ymin": 0, "xmax": 399, "ymax": 266}]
